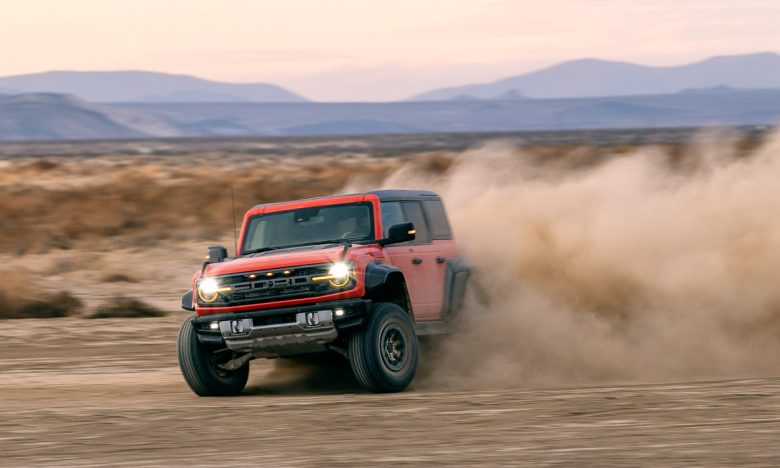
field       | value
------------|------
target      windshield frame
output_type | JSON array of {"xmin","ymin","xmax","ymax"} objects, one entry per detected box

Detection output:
[{"xmin": 239, "ymin": 201, "xmax": 376, "ymax": 255}]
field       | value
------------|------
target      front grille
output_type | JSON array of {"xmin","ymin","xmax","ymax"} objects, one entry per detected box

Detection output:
[
  {"xmin": 198, "ymin": 263, "xmax": 353, "ymax": 307},
  {"xmin": 231, "ymin": 281, "xmax": 332, "ymax": 304}
]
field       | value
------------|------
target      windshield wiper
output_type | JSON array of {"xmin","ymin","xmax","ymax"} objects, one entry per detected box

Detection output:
[
  {"xmin": 298, "ymin": 239, "xmax": 355, "ymax": 257},
  {"xmin": 242, "ymin": 238, "xmax": 365, "ymax": 257},
  {"xmin": 241, "ymin": 247, "xmax": 281, "ymax": 256},
  {"xmin": 241, "ymin": 241, "xmax": 337, "ymax": 256}
]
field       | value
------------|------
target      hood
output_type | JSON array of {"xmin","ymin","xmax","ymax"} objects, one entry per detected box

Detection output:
[{"xmin": 202, "ymin": 244, "xmax": 346, "ymax": 277}]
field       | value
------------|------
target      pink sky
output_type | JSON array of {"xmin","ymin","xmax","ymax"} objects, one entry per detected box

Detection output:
[{"xmin": 2, "ymin": 0, "xmax": 779, "ymax": 101}]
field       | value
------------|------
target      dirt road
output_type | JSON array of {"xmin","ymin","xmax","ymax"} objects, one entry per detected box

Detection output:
[{"xmin": 2, "ymin": 316, "xmax": 779, "ymax": 467}]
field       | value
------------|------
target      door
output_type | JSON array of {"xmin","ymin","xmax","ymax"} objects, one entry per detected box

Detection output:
[{"xmin": 381, "ymin": 200, "xmax": 446, "ymax": 321}]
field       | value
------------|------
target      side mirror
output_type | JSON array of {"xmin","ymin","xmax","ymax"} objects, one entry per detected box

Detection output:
[
  {"xmin": 208, "ymin": 245, "xmax": 228, "ymax": 263},
  {"xmin": 379, "ymin": 222, "xmax": 416, "ymax": 246}
]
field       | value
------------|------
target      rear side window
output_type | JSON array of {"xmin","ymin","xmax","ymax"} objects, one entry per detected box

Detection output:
[
  {"xmin": 380, "ymin": 201, "xmax": 431, "ymax": 244},
  {"xmin": 423, "ymin": 199, "xmax": 452, "ymax": 239}
]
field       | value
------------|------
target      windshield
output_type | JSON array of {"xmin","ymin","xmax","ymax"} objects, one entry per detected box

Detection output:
[{"xmin": 241, "ymin": 202, "xmax": 375, "ymax": 253}]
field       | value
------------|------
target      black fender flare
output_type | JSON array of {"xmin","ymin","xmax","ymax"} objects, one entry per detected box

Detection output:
[
  {"xmin": 181, "ymin": 290, "xmax": 195, "ymax": 312},
  {"xmin": 363, "ymin": 261, "xmax": 412, "ymax": 318},
  {"xmin": 442, "ymin": 257, "xmax": 471, "ymax": 317},
  {"xmin": 364, "ymin": 261, "xmax": 404, "ymax": 293}
]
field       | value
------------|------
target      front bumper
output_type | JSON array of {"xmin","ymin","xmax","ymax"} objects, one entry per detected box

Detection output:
[{"xmin": 192, "ymin": 299, "xmax": 370, "ymax": 357}]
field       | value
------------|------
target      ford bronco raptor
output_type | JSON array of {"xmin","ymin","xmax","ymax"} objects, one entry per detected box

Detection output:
[{"xmin": 178, "ymin": 190, "xmax": 470, "ymax": 395}]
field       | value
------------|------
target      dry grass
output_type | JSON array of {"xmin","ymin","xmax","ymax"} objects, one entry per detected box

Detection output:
[{"xmin": 0, "ymin": 154, "xmax": 402, "ymax": 255}]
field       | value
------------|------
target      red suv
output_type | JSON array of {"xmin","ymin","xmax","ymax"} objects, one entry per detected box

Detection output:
[{"xmin": 178, "ymin": 190, "xmax": 470, "ymax": 395}]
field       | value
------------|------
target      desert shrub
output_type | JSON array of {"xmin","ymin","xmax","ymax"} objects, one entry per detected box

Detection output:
[
  {"xmin": 102, "ymin": 273, "xmax": 139, "ymax": 283},
  {"xmin": 27, "ymin": 159, "xmax": 60, "ymax": 171},
  {"xmin": 0, "ymin": 290, "xmax": 83, "ymax": 319},
  {"xmin": 87, "ymin": 297, "xmax": 166, "ymax": 319}
]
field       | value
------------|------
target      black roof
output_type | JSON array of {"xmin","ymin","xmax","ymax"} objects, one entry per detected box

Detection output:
[
  {"xmin": 367, "ymin": 189, "xmax": 440, "ymax": 201},
  {"xmin": 252, "ymin": 189, "xmax": 439, "ymax": 210}
]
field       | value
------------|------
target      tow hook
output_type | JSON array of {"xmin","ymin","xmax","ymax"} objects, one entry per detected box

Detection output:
[{"xmin": 218, "ymin": 352, "xmax": 253, "ymax": 371}]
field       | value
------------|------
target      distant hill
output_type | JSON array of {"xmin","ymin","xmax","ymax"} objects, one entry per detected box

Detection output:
[
  {"xmin": 0, "ymin": 93, "xmax": 180, "ymax": 140},
  {"xmin": 2, "ymin": 87, "xmax": 779, "ymax": 140},
  {"xmin": 411, "ymin": 52, "xmax": 780, "ymax": 100},
  {"xmin": 0, "ymin": 71, "xmax": 307, "ymax": 103}
]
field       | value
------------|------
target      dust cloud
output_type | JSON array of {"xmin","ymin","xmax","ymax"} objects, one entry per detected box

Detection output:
[{"xmin": 353, "ymin": 130, "xmax": 780, "ymax": 388}]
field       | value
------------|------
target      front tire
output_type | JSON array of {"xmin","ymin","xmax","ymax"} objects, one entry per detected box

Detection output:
[
  {"xmin": 348, "ymin": 302, "xmax": 418, "ymax": 392},
  {"xmin": 177, "ymin": 317, "xmax": 249, "ymax": 396}
]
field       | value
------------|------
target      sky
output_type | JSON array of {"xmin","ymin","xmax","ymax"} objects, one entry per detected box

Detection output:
[{"xmin": 1, "ymin": 0, "xmax": 779, "ymax": 101}]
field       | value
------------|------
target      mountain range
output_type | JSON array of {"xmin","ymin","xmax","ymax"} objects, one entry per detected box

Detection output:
[
  {"xmin": 2, "ymin": 87, "xmax": 779, "ymax": 140},
  {"xmin": 411, "ymin": 52, "xmax": 780, "ymax": 101},
  {"xmin": 0, "ymin": 52, "xmax": 779, "ymax": 104}
]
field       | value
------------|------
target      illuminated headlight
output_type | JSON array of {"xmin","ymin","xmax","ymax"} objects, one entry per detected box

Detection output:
[
  {"xmin": 312, "ymin": 262, "xmax": 354, "ymax": 288},
  {"xmin": 197, "ymin": 278, "xmax": 231, "ymax": 303},
  {"xmin": 328, "ymin": 262, "xmax": 352, "ymax": 287}
]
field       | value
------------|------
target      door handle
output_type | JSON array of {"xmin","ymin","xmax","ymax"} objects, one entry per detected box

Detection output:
[
  {"xmin": 436, "ymin": 256, "xmax": 447, "ymax": 264},
  {"xmin": 412, "ymin": 257, "xmax": 423, "ymax": 265}
]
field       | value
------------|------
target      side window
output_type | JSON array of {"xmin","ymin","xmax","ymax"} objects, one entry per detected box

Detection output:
[
  {"xmin": 381, "ymin": 202, "xmax": 405, "ymax": 237},
  {"xmin": 380, "ymin": 200, "xmax": 431, "ymax": 244},
  {"xmin": 423, "ymin": 199, "xmax": 452, "ymax": 239},
  {"xmin": 401, "ymin": 202, "xmax": 431, "ymax": 244}
]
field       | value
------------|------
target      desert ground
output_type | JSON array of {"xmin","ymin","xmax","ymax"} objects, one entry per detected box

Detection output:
[
  {"xmin": 2, "ymin": 128, "xmax": 780, "ymax": 466},
  {"xmin": 2, "ymin": 316, "xmax": 780, "ymax": 466}
]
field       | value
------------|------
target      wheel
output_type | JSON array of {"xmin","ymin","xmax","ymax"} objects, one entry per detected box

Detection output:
[
  {"xmin": 177, "ymin": 317, "xmax": 249, "ymax": 396},
  {"xmin": 348, "ymin": 302, "xmax": 418, "ymax": 393}
]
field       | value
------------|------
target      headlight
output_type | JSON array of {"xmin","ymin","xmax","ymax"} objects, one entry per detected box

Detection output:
[
  {"xmin": 197, "ymin": 278, "xmax": 230, "ymax": 303},
  {"xmin": 329, "ymin": 262, "xmax": 351, "ymax": 285},
  {"xmin": 313, "ymin": 262, "xmax": 353, "ymax": 287}
]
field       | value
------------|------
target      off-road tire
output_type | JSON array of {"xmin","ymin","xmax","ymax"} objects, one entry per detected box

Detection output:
[
  {"xmin": 177, "ymin": 317, "xmax": 249, "ymax": 396},
  {"xmin": 348, "ymin": 302, "xmax": 418, "ymax": 392}
]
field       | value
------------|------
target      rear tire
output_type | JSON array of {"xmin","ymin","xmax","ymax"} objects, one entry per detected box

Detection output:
[
  {"xmin": 348, "ymin": 302, "xmax": 418, "ymax": 392},
  {"xmin": 177, "ymin": 317, "xmax": 249, "ymax": 396}
]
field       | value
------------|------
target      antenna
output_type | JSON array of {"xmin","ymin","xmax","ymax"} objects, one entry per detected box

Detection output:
[{"xmin": 231, "ymin": 185, "xmax": 238, "ymax": 256}]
